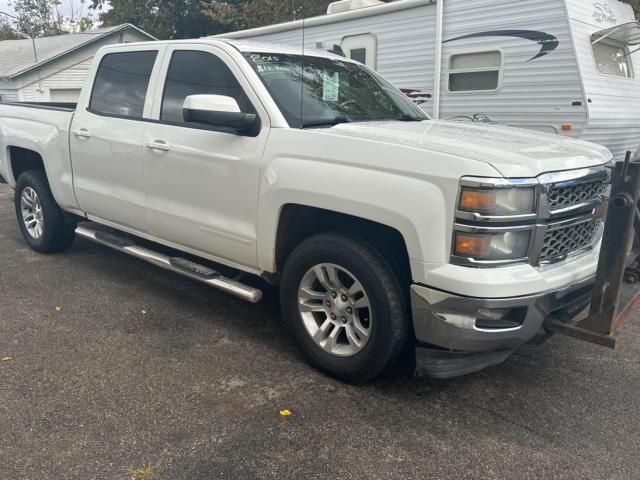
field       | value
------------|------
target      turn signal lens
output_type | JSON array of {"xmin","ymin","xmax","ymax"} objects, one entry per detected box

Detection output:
[
  {"xmin": 459, "ymin": 189, "xmax": 494, "ymax": 211},
  {"xmin": 455, "ymin": 233, "xmax": 491, "ymax": 257}
]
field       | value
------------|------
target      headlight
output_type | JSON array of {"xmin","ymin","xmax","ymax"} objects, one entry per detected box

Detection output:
[
  {"xmin": 453, "ymin": 229, "xmax": 531, "ymax": 262},
  {"xmin": 458, "ymin": 186, "xmax": 536, "ymax": 218}
]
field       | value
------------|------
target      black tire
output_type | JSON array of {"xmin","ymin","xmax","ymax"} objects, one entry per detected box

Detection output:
[
  {"xmin": 15, "ymin": 170, "xmax": 76, "ymax": 253},
  {"xmin": 280, "ymin": 232, "xmax": 410, "ymax": 383}
]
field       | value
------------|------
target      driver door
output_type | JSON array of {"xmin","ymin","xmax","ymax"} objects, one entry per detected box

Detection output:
[{"xmin": 142, "ymin": 45, "xmax": 270, "ymax": 268}]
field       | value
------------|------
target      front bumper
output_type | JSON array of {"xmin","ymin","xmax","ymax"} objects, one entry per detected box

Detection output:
[{"xmin": 411, "ymin": 276, "xmax": 595, "ymax": 378}]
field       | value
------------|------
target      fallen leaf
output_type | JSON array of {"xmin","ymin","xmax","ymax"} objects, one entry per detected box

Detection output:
[
  {"xmin": 279, "ymin": 409, "xmax": 293, "ymax": 417},
  {"xmin": 1, "ymin": 357, "xmax": 12, "ymax": 362},
  {"xmin": 129, "ymin": 465, "xmax": 157, "ymax": 480}
]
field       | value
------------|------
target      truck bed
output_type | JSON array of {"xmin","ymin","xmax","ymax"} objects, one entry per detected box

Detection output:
[{"xmin": 1, "ymin": 101, "xmax": 77, "ymax": 112}]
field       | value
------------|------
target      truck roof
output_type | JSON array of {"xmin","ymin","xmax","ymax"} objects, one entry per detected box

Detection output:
[{"xmin": 99, "ymin": 38, "xmax": 358, "ymax": 63}]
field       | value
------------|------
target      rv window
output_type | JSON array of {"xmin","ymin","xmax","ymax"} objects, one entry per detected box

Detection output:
[
  {"xmin": 350, "ymin": 48, "xmax": 367, "ymax": 64},
  {"xmin": 342, "ymin": 34, "xmax": 377, "ymax": 68},
  {"xmin": 448, "ymin": 51, "xmax": 502, "ymax": 92},
  {"xmin": 591, "ymin": 38, "xmax": 633, "ymax": 78}
]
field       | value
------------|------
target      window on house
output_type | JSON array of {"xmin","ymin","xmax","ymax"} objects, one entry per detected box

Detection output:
[
  {"xmin": 341, "ymin": 34, "xmax": 377, "ymax": 68},
  {"xmin": 591, "ymin": 37, "xmax": 633, "ymax": 78},
  {"xmin": 448, "ymin": 51, "xmax": 502, "ymax": 92},
  {"xmin": 90, "ymin": 50, "xmax": 158, "ymax": 118},
  {"xmin": 160, "ymin": 50, "xmax": 255, "ymax": 124}
]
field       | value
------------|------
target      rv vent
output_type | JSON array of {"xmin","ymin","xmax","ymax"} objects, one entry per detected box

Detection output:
[{"xmin": 327, "ymin": 0, "xmax": 385, "ymax": 15}]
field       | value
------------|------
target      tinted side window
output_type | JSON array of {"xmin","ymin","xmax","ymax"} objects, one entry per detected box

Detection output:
[
  {"xmin": 161, "ymin": 50, "xmax": 255, "ymax": 124},
  {"xmin": 90, "ymin": 51, "xmax": 157, "ymax": 118}
]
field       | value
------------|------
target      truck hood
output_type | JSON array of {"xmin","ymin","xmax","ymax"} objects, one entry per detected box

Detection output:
[{"xmin": 319, "ymin": 120, "xmax": 612, "ymax": 178}]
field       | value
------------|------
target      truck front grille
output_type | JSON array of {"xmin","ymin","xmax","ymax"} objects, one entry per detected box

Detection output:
[
  {"xmin": 539, "ymin": 218, "xmax": 602, "ymax": 264},
  {"xmin": 547, "ymin": 180, "xmax": 610, "ymax": 211}
]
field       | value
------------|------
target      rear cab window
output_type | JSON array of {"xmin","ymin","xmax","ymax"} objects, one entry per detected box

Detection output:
[{"xmin": 90, "ymin": 50, "xmax": 158, "ymax": 118}]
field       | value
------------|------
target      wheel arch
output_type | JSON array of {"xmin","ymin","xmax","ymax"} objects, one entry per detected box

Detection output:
[
  {"xmin": 7, "ymin": 146, "xmax": 47, "ymax": 185},
  {"xmin": 272, "ymin": 204, "xmax": 413, "ymax": 286}
]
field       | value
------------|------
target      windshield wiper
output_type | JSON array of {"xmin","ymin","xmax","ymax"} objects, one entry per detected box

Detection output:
[
  {"xmin": 396, "ymin": 114, "xmax": 426, "ymax": 122},
  {"xmin": 301, "ymin": 116, "xmax": 350, "ymax": 129}
]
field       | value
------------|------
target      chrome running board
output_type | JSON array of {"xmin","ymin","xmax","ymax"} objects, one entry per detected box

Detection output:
[{"xmin": 75, "ymin": 226, "xmax": 263, "ymax": 303}]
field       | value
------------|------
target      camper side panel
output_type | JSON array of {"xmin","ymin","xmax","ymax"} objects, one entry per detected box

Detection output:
[
  {"xmin": 225, "ymin": 4, "xmax": 438, "ymax": 116},
  {"xmin": 566, "ymin": 0, "xmax": 640, "ymax": 161},
  {"xmin": 438, "ymin": 0, "xmax": 587, "ymax": 136}
]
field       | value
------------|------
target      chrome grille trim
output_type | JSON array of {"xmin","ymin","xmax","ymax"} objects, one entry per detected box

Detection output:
[
  {"xmin": 538, "ymin": 217, "xmax": 603, "ymax": 264},
  {"xmin": 538, "ymin": 166, "xmax": 611, "ymax": 219},
  {"xmin": 452, "ymin": 165, "xmax": 612, "ymax": 268},
  {"xmin": 547, "ymin": 181, "xmax": 610, "ymax": 211}
]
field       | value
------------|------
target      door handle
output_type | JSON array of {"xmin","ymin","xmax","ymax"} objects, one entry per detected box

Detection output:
[
  {"xmin": 145, "ymin": 140, "xmax": 171, "ymax": 152},
  {"xmin": 72, "ymin": 128, "xmax": 91, "ymax": 139}
]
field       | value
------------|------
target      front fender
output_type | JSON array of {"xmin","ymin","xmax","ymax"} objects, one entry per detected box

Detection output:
[
  {"xmin": 255, "ymin": 129, "xmax": 503, "ymax": 284},
  {"xmin": 257, "ymin": 156, "xmax": 450, "ymax": 278}
]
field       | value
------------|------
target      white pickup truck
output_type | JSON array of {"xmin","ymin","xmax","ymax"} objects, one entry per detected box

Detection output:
[{"xmin": 0, "ymin": 39, "xmax": 614, "ymax": 381}]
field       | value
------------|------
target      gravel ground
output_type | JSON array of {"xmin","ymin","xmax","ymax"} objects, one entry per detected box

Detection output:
[{"xmin": 1, "ymin": 183, "xmax": 639, "ymax": 480}]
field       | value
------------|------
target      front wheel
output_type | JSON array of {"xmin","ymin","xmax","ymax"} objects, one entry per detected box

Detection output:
[
  {"xmin": 280, "ymin": 232, "xmax": 410, "ymax": 382},
  {"xmin": 15, "ymin": 170, "xmax": 76, "ymax": 253}
]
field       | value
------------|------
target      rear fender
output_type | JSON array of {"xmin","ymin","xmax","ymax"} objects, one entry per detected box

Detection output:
[{"xmin": 0, "ymin": 117, "xmax": 79, "ymax": 211}]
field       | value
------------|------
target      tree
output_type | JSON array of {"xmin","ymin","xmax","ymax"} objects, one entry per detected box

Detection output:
[
  {"xmin": 67, "ymin": 0, "xmax": 95, "ymax": 33},
  {"xmin": 202, "ymin": 0, "xmax": 334, "ymax": 32},
  {"xmin": 89, "ymin": 0, "xmax": 226, "ymax": 39},
  {"xmin": 8, "ymin": 0, "xmax": 65, "ymax": 37},
  {"xmin": 0, "ymin": 15, "xmax": 23, "ymax": 40}
]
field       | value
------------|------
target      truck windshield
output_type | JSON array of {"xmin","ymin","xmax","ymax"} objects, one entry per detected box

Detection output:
[{"xmin": 243, "ymin": 52, "xmax": 429, "ymax": 128}]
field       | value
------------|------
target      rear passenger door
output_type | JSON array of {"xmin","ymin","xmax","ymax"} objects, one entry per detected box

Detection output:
[
  {"xmin": 142, "ymin": 44, "xmax": 270, "ymax": 268},
  {"xmin": 71, "ymin": 46, "xmax": 164, "ymax": 231}
]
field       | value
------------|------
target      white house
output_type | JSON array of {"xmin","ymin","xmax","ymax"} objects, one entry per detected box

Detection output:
[{"xmin": 0, "ymin": 23, "xmax": 155, "ymax": 103}]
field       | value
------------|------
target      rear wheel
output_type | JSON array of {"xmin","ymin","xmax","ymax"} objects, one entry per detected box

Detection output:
[
  {"xmin": 15, "ymin": 170, "xmax": 76, "ymax": 253},
  {"xmin": 280, "ymin": 232, "xmax": 410, "ymax": 382}
]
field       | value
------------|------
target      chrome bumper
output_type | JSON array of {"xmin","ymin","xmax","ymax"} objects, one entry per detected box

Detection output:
[{"xmin": 411, "ymin": 276, "xmax": 595, "ymax": 377}]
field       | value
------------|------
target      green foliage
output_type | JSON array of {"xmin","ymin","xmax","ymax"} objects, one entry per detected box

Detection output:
[
  {"xmin": 90, "ymin": 0, "xmax": 333, "ymax": 39},
  {"xmin": 0, "ymin": 16, "xmax": 23, "ymax": 40},
  {"xmin": 89, "ymin": 0, "xmax": 227, "ymax": 39},
  {"xmin": 8, "ymin": 0, "xmax": 65, "ymax": 37},
  {"xmin": 202, "ymin": 0, "xmax": 334, "ymax": 31}
]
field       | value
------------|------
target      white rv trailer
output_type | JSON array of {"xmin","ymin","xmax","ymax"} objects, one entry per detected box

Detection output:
[{"xmin": 216, "ymin": 0, "xmax": 640, "ymax": 161}]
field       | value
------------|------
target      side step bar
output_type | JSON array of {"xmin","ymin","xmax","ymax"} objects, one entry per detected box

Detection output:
[{"xmin": 75, "ymin": 226, "xmax": 263, "ymax": 304}]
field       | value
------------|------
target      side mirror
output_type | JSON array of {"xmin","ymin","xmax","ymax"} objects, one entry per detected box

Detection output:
[{"xmin": 182, "ymin": 94, "xmax": 260, "ymax": 136}]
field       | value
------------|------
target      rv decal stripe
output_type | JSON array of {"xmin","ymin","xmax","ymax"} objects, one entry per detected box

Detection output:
[{"xmin": 444, "ymin": 30, "xmax": 559, "ymax": 61}]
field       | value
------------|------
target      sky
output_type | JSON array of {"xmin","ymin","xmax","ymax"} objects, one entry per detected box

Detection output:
[{"xmin": 0, "ymin": 0, "xmax": 110, "ymax": 19}]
